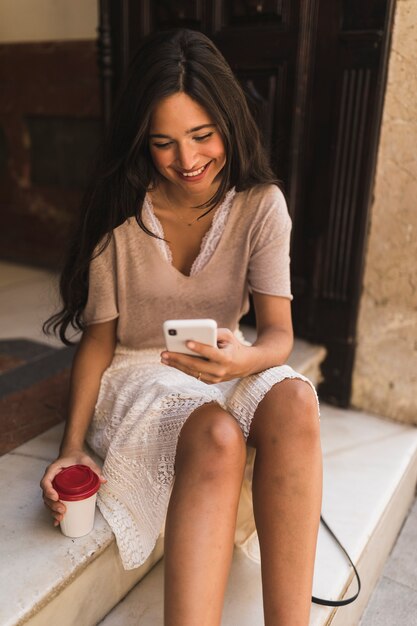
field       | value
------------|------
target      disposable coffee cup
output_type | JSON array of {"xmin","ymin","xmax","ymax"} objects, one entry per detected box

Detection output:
[{"xmin": 52, "ymin": 465, "xmax": 101, "ymax": 538}]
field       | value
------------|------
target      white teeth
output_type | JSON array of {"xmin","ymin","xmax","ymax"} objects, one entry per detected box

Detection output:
[{"xmin": 181, "ymin": 163, "xmax": 208, "ymax": 177}]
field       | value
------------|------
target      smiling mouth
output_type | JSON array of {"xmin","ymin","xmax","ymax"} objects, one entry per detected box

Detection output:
[{"xmin": 177, "ymin": 162, "xmax": 211, "ymax": 178}]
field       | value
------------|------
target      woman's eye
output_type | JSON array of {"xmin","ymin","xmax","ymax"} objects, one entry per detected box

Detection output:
[
  {"xmin": 194, "ymin": 133, "xmax": 214, "ymax": 142},
  {"xmin": 153, "ymin": 142, "xmax": 172, "ymax": 149}
]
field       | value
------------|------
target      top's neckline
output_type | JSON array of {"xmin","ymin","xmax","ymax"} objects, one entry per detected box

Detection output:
[{"xmin": 142, "ymin": 187, "xmax": 237, "ymax": 278}]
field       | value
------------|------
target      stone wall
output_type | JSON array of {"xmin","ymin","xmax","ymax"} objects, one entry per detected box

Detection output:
[
  {"xmin": 0, "ymin": 0, "xmax": 97, "ymax": 42},
  {"xmin": 352, "ymin": 0, "xmax": 417, "ymax": 424}
]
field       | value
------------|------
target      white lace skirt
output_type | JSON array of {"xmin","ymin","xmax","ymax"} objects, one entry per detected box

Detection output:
[{"xmin": 86, "ymin": 336, "xmax": 319, "ymax": 570}]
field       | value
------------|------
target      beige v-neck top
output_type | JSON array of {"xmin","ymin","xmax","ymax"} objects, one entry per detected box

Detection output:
[{"xmin": 83, "ymin": 183, "xmax": 292, "ymax": 349}]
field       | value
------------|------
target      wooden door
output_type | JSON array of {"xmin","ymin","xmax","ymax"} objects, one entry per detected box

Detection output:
[
  {"xmin": 290, "ymin": 0, "xmax": 396, "ymax": 404},
  {"xmin": 98, "ymin": 0, "xmax": 396, "ymax": 406}
]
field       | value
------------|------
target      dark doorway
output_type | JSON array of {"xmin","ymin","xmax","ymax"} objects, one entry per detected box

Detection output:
[{"xmin": 98, "ymin": 0, "xmax": 396, "ymax": 406}]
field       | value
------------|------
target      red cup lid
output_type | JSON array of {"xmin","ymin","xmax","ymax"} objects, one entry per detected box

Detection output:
[{"xmin": 52, "ymin": 465, "xmax": 101, "ymax": 501}]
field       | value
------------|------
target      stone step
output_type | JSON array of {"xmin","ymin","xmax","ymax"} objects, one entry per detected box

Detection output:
[
  {"xmin": 0, "ymin": 336, "xmax": 326, "ymax": 626},
  {"xmin": 0, "ymin": 424, "xmax": 164, "ymax": 626},
  {"xmin": 99, "ymin": 406, "xmax": 417, "ymax": 626}
]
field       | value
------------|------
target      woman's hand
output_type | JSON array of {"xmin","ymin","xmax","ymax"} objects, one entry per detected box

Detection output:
[
  {"xmin": 40, "ymin": 450, "xmax": 107, "ymax": 527},
  {"xmin": 160, "ymin": 327, "xmax": 252, "ymax": 384}
]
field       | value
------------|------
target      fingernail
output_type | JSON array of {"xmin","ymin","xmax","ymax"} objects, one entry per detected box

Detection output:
[{"xmin": 187, "ymin": 341, "xmax": 195, "ymax": 348}]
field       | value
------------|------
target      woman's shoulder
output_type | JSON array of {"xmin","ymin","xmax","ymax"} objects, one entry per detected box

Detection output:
[
  {"xmin": 109, "ymin": 217, "xmax": 141, "ymax": 244},
  {"xmin": 237, "ymin": 182, "xmax": 286, "ymax": 205},
  {"xmin": 115, "ymin": 216, "xmax": 137, "ymax": 232},
  {"xmin": 93, "ymin": 218, "xmax": 139, "ymax": 260},
  {"xmin": 235, "ymin": 183, "xmax": 288, "ymax": 218}
]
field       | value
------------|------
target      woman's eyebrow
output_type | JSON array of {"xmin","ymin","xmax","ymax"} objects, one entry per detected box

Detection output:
[
  {"xmin": 149, "ymin": 124, "xmax": 216, "ymax": 139},
  {"xmin": 187, "ymin": 123, "xmax": 216, "ymax": 133}
]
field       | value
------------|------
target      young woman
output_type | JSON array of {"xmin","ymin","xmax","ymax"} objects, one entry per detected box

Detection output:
[{"xmin": 40, "ymin": 28, "xmax": 322, "ymax": 626}]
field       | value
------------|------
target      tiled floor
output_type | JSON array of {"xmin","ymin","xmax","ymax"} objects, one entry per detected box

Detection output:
[
  {"xmin": 359, "ymin": 498, "xmax": 417, "ymax": 626},
  {"xmin": 1, "ymin": 259, "xmax": 417, "ymax": 626}
]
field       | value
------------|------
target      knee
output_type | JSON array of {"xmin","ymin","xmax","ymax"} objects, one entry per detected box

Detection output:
[
  {"xmin": 283, "ymin": 378, "xmax": 318, "ymax": 410},
  {"xmin": 206, "ymin": 414, "xmax": 246, "ymax": 453},
  {"xmin": 252, "ymin": 379, "xmax": 320, "ymax": 446},
  {"xmin": 278, "ymin": 379, "xmax": 320, "ymax": 437},
  {"xmin": 177, "ymin": 404, "xmax": 246, "ymax": 471}
]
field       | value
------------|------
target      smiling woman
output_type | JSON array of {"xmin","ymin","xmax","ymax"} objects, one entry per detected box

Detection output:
[
  {"xmin": 41, "ymin": 28, "xmax": 322, "ymax": 626},
  {"xmin": 147, "ymin": 93, "xmax": 227, "ymax": 238},
  {"xmin": 148, "ymin": 93, "xmax": 226, "ymax": 202}
]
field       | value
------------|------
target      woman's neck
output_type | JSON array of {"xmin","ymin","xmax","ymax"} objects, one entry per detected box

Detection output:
[{"xmin": 154, "ymin": 179, "xmax": 222, "ymax": 209}]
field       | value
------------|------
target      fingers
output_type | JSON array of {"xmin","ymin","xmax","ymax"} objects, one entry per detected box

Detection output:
[
  {"xmin": 162, "ymin": 352, "xmax": 218, "ymax": 377},
  {"xmin": 161, "ymin": 342, "xmax": 222, "ymax": 366},
  {"xmin": 160, "ymin": 338, "xmax": 235, "ymax": 383},
  {"xmin": 43, "ymin": 494, "xmax": 66, "ymax": 526},
  {"xmin": 40, "ymin": 455, "xmax": 107, "ymax": 528},
  {"xmin": 40, "ymin": 465, "xmax": 61, "ymax": 501},
  {"xmin": 187, "ymin": 341, "xmax": 217, "ymax": 360},
  {"xmin": 160, "ymin": 327, "xmax": 235, "ymax": 365},
  {"xmin": 192, "ymin": 328, "xmax": 235, "ymax": 354},
  {"xmin": 40, "ymin": 463, "xmax": 65, "ymax": 526},
  {"xmin": 161, "ymin": 356, "xmax": 225, "ymax": 384}
]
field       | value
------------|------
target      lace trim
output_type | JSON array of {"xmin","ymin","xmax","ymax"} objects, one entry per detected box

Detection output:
[
  {"xmin": 142, "ymin": 196, "xmax": 172, "ymax": 263},
  {"xmin": 189, "ymin": 187, "xmax": 236, "ymax": 275},
  {"xmin": 142, "ymin": 187, "xmax": 236, "ymax": 276}
]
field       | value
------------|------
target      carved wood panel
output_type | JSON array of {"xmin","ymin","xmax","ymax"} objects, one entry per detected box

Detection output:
[
  {"xmin": 291, "ymin": 0, "xmax": 396, "ymax": 405},
  {"xmin": 228, "ymin": 1, "xmax": 284, "ymax": 24},
  {"xmin": 153, "ymin": 0, "xmax": 204, "ymax": 29},
  {"xmin": 321, "ymin": 67, "xmax": 371, "ymax": 302}
]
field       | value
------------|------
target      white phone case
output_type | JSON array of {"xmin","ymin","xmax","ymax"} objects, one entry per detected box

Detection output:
[{"xmin": 163, "ymin": 319, "xmax": 217, "ymax": 357}]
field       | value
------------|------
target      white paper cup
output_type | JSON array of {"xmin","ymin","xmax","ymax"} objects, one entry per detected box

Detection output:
[
  {"xmin": 59, "ymin": 492, "xmax": 98, "ymax": 537},
  {"xmin": 52, "ymin": 465, "xmax": 101, "ymax": 538}
]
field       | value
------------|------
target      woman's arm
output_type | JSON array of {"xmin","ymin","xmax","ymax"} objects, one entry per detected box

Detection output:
[
  {"xmin": 59, "ymin": 318, "xmax": 118, "ymax": 453},
  {"xmin": 40, "ymin": 318, "xmax": 117, "ymax": 524},
  {"xmin": 159, "ymin": 292, "xmax": 294, "ymax": 382},
  {"xmin": 243, "ymin": 291, "xmax": 293, "ymax": 375}
]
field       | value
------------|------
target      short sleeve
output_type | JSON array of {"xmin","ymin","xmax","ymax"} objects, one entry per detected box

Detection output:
[
  {"xmin": 82, "ymin": 235, "xmax": 119, "ymax": 326},
  {"xmin": 247, "ymin": 186, "xmax": 293, "ymax": 300}
]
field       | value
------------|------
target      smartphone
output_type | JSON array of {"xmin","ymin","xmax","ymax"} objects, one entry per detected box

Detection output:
[{"xmin": 163, "ymin": 319, "xmax": 217, "ymax": 358}]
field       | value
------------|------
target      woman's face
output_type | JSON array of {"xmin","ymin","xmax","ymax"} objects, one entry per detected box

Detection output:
[{"xmin": 148, "ymin": 92, "xmax": 226, "ymax": 196}]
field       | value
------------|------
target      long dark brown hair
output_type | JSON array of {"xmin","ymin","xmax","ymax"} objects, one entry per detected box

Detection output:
[{"xmin": 43, "ymin": 28, "xmax": 278, "ymax": 345}]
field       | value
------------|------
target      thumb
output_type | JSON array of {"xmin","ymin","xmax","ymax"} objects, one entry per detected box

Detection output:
[
  {"xmin": 88, "ymin": 460, "xmax": 107, "ymax": 483},
  {"xmin": 216, "ymin": 328, "xmax": 234, "ymax": 343}
]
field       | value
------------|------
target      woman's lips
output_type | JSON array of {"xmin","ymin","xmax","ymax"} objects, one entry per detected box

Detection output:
[{"xmin": 176, "ymin": 161, "xmax": 212, "ymax": 182}]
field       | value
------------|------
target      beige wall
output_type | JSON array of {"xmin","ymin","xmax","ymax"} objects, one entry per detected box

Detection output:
[
  {"xmin": 0, "ymin": 0, "xmax": 97, "ymax": 42},
  {"xmin": 352, "ymin": 0, "xmax": 417, "ymax": 424}
]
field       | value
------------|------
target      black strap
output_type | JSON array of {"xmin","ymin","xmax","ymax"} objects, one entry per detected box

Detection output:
[{"xmin": 312, "ymin": 515, "xmax": 361, "ymax": 607}]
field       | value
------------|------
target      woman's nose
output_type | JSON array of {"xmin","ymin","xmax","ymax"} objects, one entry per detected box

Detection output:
[{"xmin": 176, "ymin": 143, "xmax": 198, "ymax": 171}]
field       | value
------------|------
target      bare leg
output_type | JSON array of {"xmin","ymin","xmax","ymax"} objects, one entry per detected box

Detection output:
[
  {"xmin": 248, "ymin": 379, "xmax": 322, "ymax": 626},
  {"xmin": 164, "ymin": 402, "xmax": 247, "ymax": 626}
]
